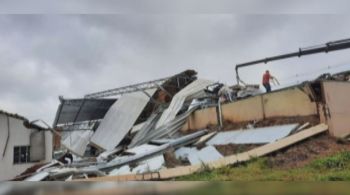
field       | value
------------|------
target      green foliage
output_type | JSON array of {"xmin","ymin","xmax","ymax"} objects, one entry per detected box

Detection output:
[
  {"xmin": 178, "ymin": 151, "xmax": 350, "ymax": 181},
  {"xmin": 310, "ymin": 151, "xmax": 350, "ymax": 170}
]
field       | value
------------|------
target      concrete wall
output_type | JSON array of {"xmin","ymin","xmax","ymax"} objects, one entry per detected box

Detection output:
[
  {"xmin": 182, "ymin": 87, "xmax": 318, "ymax": 131},
  {"xmin": 322, "ymin": 81, "xmax": 350, "ymax": 137},
  {"xmin": 0, "ymin": 113, "xmax": 52, "ymax": 181}
]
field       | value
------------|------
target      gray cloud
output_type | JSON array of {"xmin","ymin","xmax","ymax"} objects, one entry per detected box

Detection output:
[
  {"xmin": 0, "ymin": 0, "xmax": 350, "ymax": 14},
  {"xmin": 1, "ymin": 12, "xmax": 350, "ymax": 124}
]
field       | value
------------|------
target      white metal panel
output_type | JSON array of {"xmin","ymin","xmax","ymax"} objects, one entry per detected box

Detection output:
[
  {"xmin": 156, "ymin": 79, "xmax": 213, "ymax": 128},
  {"xmin": 61, "ymin": 130, "xmax": 94, "ymax": 156},
  {"xmin": 108, "ymin": 165, "xmax": 131, "ymax": 176},
  {"xmin": 91, "ymin": 89, "xmax": 156, "ymax": 151},
  {"xmin": 175, "ymin": 146, "xmax": 223, "ymax": 165},
  {"xmin": 187, "ymin": 146, "xmax": 223, "ymax": 165},
  {"xmin": 25, "ymin": 171, "xmax": 49, "ymax": 181},
  {"xmin": 206, "ymin": 124, "xmax": 298, "ymax": 145},
  {"xmin": 126, "ymin": 144, "xmax": 159, "ymax": 154},
  {"xmin": 131, "ymin": 155, "xmax": 165, "ymax": 174},
  {"xmin": 175, "ymin": 147, "xmax": 198, "ymax": 161}
]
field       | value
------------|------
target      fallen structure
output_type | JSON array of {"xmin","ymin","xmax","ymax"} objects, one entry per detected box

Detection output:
[{"xmin": 11, "ymin": 69, "xmax": 350, "ymax": 181}]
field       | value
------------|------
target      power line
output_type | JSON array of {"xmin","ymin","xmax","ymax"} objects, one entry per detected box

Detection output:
[{"xmin": 278, "ymin": 63, "xmax": 350, "ymax": 83}]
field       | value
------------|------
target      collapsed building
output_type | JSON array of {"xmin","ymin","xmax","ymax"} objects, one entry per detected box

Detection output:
[
  {"xmin": 10, "ymin": 38, "xmax": 350, "ymax": 181},
  {"xmin": 11, "ymin": 69, "xmax": 350, "ymax": 181}
]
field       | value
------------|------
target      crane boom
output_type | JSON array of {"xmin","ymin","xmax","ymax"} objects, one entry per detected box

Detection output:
[{"xmin": 235, "ymin": 38, "xmax": 350, "ymax": 84}]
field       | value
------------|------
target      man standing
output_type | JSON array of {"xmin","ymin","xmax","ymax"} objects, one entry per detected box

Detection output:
[{"xmin": 262, "ymin": 70, "xmax": 274, "ymax": 93}]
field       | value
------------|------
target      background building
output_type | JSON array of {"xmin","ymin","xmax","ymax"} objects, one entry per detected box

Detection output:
[{"xmin": 0, "ymin": 110, "xmax": 53, "ymax": 181}]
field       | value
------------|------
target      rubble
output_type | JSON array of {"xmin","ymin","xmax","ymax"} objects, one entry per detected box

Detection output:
[{"xmin": 12, "ymin": 69, "xmax": 350, "ymax": 181}]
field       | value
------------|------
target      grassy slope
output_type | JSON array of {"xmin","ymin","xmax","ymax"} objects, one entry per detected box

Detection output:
[{"xmin": 178, "ymin": 151, "xmax": 350, "ymax": 181}]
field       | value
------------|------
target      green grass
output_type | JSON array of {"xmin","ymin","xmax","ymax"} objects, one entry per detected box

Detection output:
[{"xmin": 178, "ymin": 151, "xmax": 350, "ymax": 181}]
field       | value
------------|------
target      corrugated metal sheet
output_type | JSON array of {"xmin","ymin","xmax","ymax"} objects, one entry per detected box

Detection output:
[
  {"xmin": 97, "ymin": 144, "xmax": 170, "ymax": 171},
  {"xmin": 90, "ymin": 89, "xmax": 156, "ymax": 151},
  {"xmin": 128, "ymin": 106, "xmax": 201, "ymax": 148},
  {"xmin": 61, "ymin": 130, "xmax": 94, "ymax": 156},
  {"xmin": 126, "ymin": 144, "xmax": 159, "ymax": 154},
  {"xmin": 128, "ymin": 112, "xmax": 161, "ymax": 148},
  {"xmin": 97, "ymin": 131, "xmax": 207, "ymax": 171},
  {"xmin": 206, "ymin": 124, "xmax": 299, "ymax": 145},
  {"xmin": 156, "ymin": 79, "xmax": 214, "ymax": 128}
]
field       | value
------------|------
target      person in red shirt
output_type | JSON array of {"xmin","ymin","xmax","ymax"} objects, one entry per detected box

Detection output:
[{"xmin": 262, "ymin": 70, "xmax": 274, "ymax": 93}]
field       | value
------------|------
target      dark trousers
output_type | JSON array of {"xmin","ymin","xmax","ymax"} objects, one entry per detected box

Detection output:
[{"xmin": 263, "ymin": 83, "xmax": 271, "ymax": 93}]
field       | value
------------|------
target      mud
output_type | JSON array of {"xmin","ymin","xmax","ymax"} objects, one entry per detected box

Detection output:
[
  {"xmin": 215, "ymin": 144, "xmax": 262, "ymax": 156},
  {"xmin": 266, "ymin": 133, "xmax": 350, "ymax": 169}
]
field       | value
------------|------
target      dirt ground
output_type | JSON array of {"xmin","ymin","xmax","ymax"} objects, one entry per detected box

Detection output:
[
  {"xmin": 164, "ymin": 149, "xmax": 187, "ymax": 168},
  {"xmin": 212, "ymin": 132, "xmax": 350, "ymax": 170},
  {"xmin": 215, "ymin": 144, "xmax": 262, "ymax": 156},
  {"xmin": 266, "ymin": 133, "xmax": 350, "ymax": 169}
]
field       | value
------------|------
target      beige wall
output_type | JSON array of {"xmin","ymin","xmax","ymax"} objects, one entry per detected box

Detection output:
[
  {"xmin": 0, "ymin": 114, "xmax": 53, "ymax": 181},
  {"xmin": 182, "ymin": 87, "xmax": 318, "ymax": 131},
  {"xmin": 322, "ymin": 81, "xmax": 350, "ymax": 137}
]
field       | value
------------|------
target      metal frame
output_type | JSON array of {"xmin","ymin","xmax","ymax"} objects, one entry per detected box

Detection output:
[{"xmin": 84, "ymin": 72, "xmax": 195, "ymax": 99}]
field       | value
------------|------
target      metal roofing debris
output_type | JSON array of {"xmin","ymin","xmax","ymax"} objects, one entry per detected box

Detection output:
[
  {"xmin": 194, "ymin": 132, "xmax": 217, "ymax": 146},
  {"xmin": 150, "ymin": 139, "xmax": 173, "ymax": 145},
  {"xmin": 206, "ymin": 124, "xmax": 299, "ymax": 145},
  {"xmin": 97, "ymin": 146, "xmax": 123, "ymax": 162},
  {"xmin": 24, "ymin": 171, "xmax": 49, "ymax": 181},
  {"xmin": 187, "ymin": 146, "xmax": 223, "ymax": 165},
  {"xmin": 47, "ymin": 167, "xmax": 106, "ymax": 179},
  {"xmin": 128, "ymin": 112, "xmax": 162, "ymax": 148},
  {"xmin": 175, "ymin": 146, "xmax": 223, "ymax": 165},
  {"xmin": 96, "ymin": 130, "xmax": 207, "ymax": 172},
  {"xmin": 126, "ymin": 144, "xmax": 160, "ymax": 154},
  {"xmin": 168, "ymin": 130, "xmax": 208, "ymax": 148},
  {"xmin": 131, "ymin": 155, "xmax": 165, "ymax": 174},
  {"xmin": 294, "ymin": 122, "xmax": 310, "ymax": 133},
  {"xmin": 128, "ymin": 106, "xmax": 201, "ymax": 148},
  {"xmin": 61, "ymin": 130, "xmax": 94, "ymax": 156},
  {"xmin": 97, "ymin": 144, "xmax": 170, "ymax": 172},
  {"xmin": 53, "ymin": 98, "xmax": 117, "ymax": 126},
  {"xmin": 36, "ymin": 160, "xmax": 63, "ymax": 173},
  {"xmin": 156, "ymin": 79, "xmax": 214, "ymax": 128},
  {"xmin": 76, "ymin": 124, "xmax": 328, "ymax": 181},
  {"xmin": 90, "ymin": 89, "xmax": 157, "ymax": 151},
  {"xmin": 109, "ymin": 165, "xmax": 131, "ymax": 176},
  {"xmin": 130, "ymin": 121, "xmax": 146, "ymax": 134},
  {"xmin": 175, "ymin": 147, "xmax": 198, "ymax": 161}
]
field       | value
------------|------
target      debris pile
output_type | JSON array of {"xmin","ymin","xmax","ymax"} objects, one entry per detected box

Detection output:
[{"xmin": 12, "ymin": 69, "xmax": 350, "ymax": 181}]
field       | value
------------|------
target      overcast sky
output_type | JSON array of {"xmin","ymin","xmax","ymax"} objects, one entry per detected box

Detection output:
[{"xmin": 1, "ymin": 1, "xmax": 350, "ymax": 124}]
